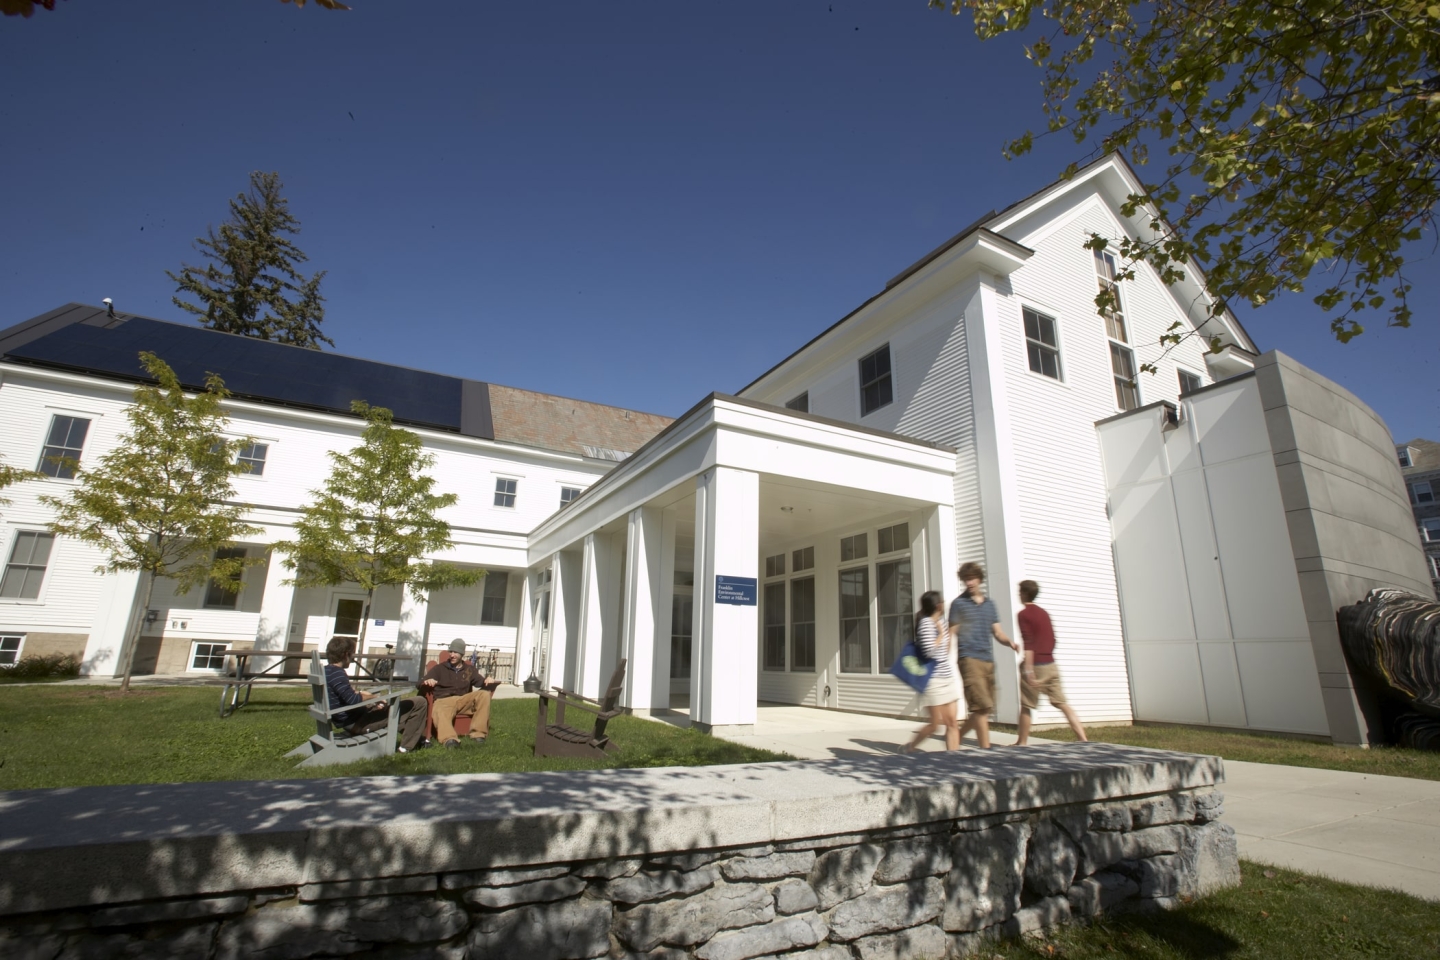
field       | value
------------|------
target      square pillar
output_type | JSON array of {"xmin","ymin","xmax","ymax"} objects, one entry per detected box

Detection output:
[
  {"xmin": 620, "ymin": 506, "xmax": 665, "ymax": 713},
  {"xmin": 253, "ymin": 548, "xmax": 297, "ymax": 672},
  {"xmin": 544, "ymin": 555, "xmax": 570, "ymax": 692},
  {"xmin": 578, "ymin": 532, "xmax": 625, "ymax": 700},
  {"xmin": 80, "ymin": 568, "xmax": 143, "ymax": 677},
  {"xmin": 397, "ymin": 588, "xmax": 429, "ymax": 681},
  {"xmin": 692, "ymin": 466, "xmax": 759, "ymax": 735},
  {"xmin": 515, "ymin": 570, "xmax": 536, "ymax": 685}
]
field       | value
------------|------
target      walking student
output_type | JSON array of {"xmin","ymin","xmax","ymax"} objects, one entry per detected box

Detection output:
[
  {"xmin": 950, "ymin": 562, "xmax": 1020, "ymax": 749},
  {"xmin": 904, "ymin": 591, "xmax": 960, "ymax": 752},
  {"xmin": 1015, "ymin": 580, "xmax": 1088, "ymax": 745}
]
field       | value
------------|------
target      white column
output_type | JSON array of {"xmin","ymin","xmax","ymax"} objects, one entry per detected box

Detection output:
[
  {"xmin": 577, "ymin": 534, "xmax": 604, "ymax": 698},
  {"xmin": 691, "ymin": 466, "xmax": 760, "ymax": 735},
  {"xmin": 925, "ymin": 505, "xmax": 958, "ymax": 605},
  {"xmin": 620, "ymin": 506, "xmax": 665, "ymax": 713},
  {"xmin": 654, "ymin": 508, "xmax": 678, "ymax": 706},
  {"xmin": 397, "ymin": 589, "xmax": 429, "ymax": 681},
  {"xmin": 515, "ymin": 570, "xmax": 536, "ymax": 685},
  {"xmin": 253, "ymin": 548, "xmax": 297, "ymax": 672},
  {"xmin": 546, "ymin": 553, "xmax": 571, "ymax": 691},
  {"xmin": 80, "ymin": 568, "xmax": 143, "ymax": 677}
]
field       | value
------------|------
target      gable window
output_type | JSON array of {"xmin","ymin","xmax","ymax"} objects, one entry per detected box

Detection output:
[
  {"xmin": 493, "ymin": 478, "xmax": 518, "ymax": 508},
  {"xmin": 0, "ymin": 635, "xmax": 23, "ymax": 666},
  {"xmin": 204, "ymin": 547, "xmax": 247, "ymax": 609},
  {"xmin": 791, "ymin": 545, "xmax": 814, "ymax": 572},
  {"xmin": 858, "ymin": 345, "xmax": 893, "ymax": 417},
  {"xmin": 1023, "ymin": 308, "xmax": 1062, "ymax": 380},
  {"xmin": 481, "ymin": 571, "xmax": 509, "ymax": 625},
  {"xmin": 1410, "ymin": 481, "xmax": 1434, "ymax": 505},
  {"xmin": 1423, "ymin": 519, "xmax": 1440, "ymax": 543},
  {"xmin": 1398, "ymin": 447, "xmax": 1413, "ymax": 468},
  {"xmin": 1110, "ymin": 343, "xmax": 1140, "ymax": 411},
  {"xmin": 1, "ymin": 531, "xmax": 55, "ymax": 600},
  {"xmin": 560, "ymin": 486, "xmax": 582, "ymax": 508},
  {"xmin": 1178, "ymin": 369, "xmax": 1203, "ymax": 395},
  {"xmin": 840, "ymin": 533, "xmax": 868, "ymax": 562},
  {"xmin": 38, "ymin": 415, "xmax": 90, "ymax": 479},
  {"xmin": 763, "ymin": 582, "xmax": 786, "ymax": 671},
  {"xmin": 789, "ymin": 577, "xmax": 816, "ymax": 671},
  {"xmin": 765, "ymin": 553, "xmax": 786, "ymax": 578},
  {"xmin": 237, "ymin": 443, "xmax": 268, "ymax": 476},
  {"xmin": 1093, "ymin": 250, "xmax": 1130, "ymax": 343},
  {"xmin": 785, "ymin": 393, "xmax": 809, "ymax": 413}
]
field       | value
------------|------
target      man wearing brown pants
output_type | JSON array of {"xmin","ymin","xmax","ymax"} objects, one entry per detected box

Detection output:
[{"xmin": 423, "ymin": 639, "xmax": 497, "ymax": 748}]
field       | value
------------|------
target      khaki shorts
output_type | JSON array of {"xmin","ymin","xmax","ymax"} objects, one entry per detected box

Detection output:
[
  {"xmin": 958, "ymin": 657, "xmax": 996, "ymax": 714},
  {"xmin": 1021, "ymin": 663, "xmax": 1068, "ymax": 710}
]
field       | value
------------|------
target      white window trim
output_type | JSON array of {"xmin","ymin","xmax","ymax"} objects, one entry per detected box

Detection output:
[
  {"xmin": 493, "ymin": 474, "xmax": 521, "ymax": 509},
  {"xmin": 0, "ymin": 633, "xmax": 26, "ymax": 668},
  {"xmin": 0, "ymin": 526, "xmax": 58, "ymax": 605},
  {"xmin": 1177, "ymin": 367, "xmax": 1204, "ymax": 394},
  {"xmin": 34, "ymin": 410, "xmax": 101, "ymax": 484},
  {"xmin": 187, "ymin": 640, "xmax": 229, "ymax": 674},
  {"xmin": 856, "ymin": 343, "xmax": 894, "ymax": 419},
  {"xmin": 1021, "ymin": 304, "xmax": 1066, "ymax": 385},
  {"xmin": 1422, "ymin": 519, "xmax": 1440, "ymax": 543},
  {"xmin": 228, "ymin": 434, "xmax": 276, "ymax": 480},
  {"xmin": 1410, "ymin": 481, "xmax": 1434, "ymax": 504}
]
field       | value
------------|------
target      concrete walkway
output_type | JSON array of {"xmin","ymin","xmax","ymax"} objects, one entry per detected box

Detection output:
[{"xmin": 693, "ymin": 704, "xmax": 1440, "ymax": 901}]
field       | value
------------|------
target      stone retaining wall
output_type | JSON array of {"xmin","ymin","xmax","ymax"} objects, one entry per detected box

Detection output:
[{"xmin": 0, "ymin": 744, "xmax": 1239, "ymax": 960}]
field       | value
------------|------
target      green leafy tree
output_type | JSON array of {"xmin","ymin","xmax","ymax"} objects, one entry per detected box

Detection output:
[
  {"xmin": 936, "ymin": 0, "xmax": 1440, "ymax": 344},
  {"xmin": 280, "ymin": 401, "xmax": 483, "ymax": 652},
  {"xmin": 0, "ymin": 457, "xmax": 43, "ymax": 516},
  {"xmin": 42, "ymin": 354, "xmax": 261, "ymax": 693},
  {"xmin": 169, "ymin": 171, "xmax": 334, "ymax": 350}
]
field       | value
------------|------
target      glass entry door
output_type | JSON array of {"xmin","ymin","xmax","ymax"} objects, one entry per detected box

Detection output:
[
  {"xmin": 670, "ymin": 594, "xmax": 693, "ymax": 681},
  {"xmin": 333, "ymin": 597, "xmax": 366, "ymax": 639}
]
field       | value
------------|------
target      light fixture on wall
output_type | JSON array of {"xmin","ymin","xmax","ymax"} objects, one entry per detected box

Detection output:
[{"xmin": 145, "ymin": 609, "xmax": 158, "ymax": 624}]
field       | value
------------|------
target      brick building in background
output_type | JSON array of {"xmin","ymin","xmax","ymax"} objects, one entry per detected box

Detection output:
[{"xmin": 1397, "ymin": 438, "xmax": 1440, "ymax": 596}]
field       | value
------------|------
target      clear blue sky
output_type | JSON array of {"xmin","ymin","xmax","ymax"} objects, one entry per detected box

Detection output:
[{"xmin": 3, "ymin": 2, "xmax": 1436, "ymax": 441}]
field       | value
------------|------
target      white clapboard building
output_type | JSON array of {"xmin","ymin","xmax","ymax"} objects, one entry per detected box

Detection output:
[{"xmin": 4, "ymin": 154, "xmax": 1427, "ymax": 745}]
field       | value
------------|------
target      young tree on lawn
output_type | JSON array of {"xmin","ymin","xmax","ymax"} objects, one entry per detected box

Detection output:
[
  {"xmin": 280, "ymin": 401, "xmax": 483, "ymax": 653},
  {"xmin": 934, "ymin": 0, "xmax": 1440, "ymax": 348},
  {"xmin": 42, "ymin": 353, "xmax": 261, "ymax": 693},
  {"xmin": 169, "ymin": 171, "xmax": 334, "ymax": 350}
]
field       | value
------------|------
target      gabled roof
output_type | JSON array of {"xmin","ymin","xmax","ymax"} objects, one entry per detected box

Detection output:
[{"xmin": 0, "ymin": 304, "xmax": 670, "ymax": 459}]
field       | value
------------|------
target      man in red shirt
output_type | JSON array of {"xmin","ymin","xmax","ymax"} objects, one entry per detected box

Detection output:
[{"xmin": 1015, "ymin": 580, "xmax": 1088, "ymax": 746}]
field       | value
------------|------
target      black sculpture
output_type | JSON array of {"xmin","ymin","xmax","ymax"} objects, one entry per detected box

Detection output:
[{"xmin": 1337, "ymin": 588, "xmax": 1440, "ymax": 750}]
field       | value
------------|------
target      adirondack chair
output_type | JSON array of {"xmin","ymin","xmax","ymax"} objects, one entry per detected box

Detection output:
[
  {"xmin": 534, "ymin": 659, "xmax": 628, "ymax": 758},
  {"xmin": 285, "ymin": 652, "xmax": 409, "ymax": 768}
]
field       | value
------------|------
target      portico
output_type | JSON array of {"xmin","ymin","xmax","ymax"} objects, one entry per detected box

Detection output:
[{"xmin": 525, "ymin": 394, "xmax": 957, "ymax": 734}]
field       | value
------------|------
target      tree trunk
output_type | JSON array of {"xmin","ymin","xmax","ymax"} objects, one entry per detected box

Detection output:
[
  {"xmin": 354, "ymin": 586, "xmax": 374, "ymax": 676},
  {"xmin": 118, "ymin": 572, "xmax": 157, "ymax": 695}
]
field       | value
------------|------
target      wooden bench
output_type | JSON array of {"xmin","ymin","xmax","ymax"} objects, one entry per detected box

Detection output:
[
  {"xmin": 534, "ymin": 659, "xmax": 627, "ymax": 759},
  {"xmin": 284, "ymin": 652, "xmax": 410, "ymax": 768}
]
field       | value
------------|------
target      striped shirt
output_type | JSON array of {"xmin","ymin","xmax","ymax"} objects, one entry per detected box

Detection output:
[{"xmin": 916, "ymin": 615, "xmax": 954, "ymax": 681}]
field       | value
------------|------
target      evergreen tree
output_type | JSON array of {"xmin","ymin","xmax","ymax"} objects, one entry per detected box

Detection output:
[
  {"xmin": 42, "ymin": 353, "xmax": 262, "ymax": 693},
  {"xmin": 280, "ymin": 401, "xmax": 484, "ymax": 651},
  {"xmin": 169, "ymin": 171, "xmax": 334, "ymax": 350}
]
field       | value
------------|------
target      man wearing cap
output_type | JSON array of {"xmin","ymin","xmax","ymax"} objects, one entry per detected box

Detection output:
[{"xmin": 421, "ymin": 639, "xmax": 498, "ymax": 748}]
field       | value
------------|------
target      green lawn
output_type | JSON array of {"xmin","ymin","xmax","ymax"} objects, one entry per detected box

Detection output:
[
  {"xmin": 0, "ymin": 685, "xmax": 786, "ymax": 791},
  {"xmin": 988, "ymin": 861, "xmax": 1439, "ymax": 960},
  {"xmin": 1036, "ymin": 722, "xmax": 1440, "ymax": 782}
]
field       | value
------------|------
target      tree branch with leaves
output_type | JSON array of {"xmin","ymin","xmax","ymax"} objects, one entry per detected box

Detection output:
[
  {"xmin": 936, "ymin": 0, "xmax": 1440, "ymax": 343},
  {"xmin": 42, "ymin": 353, "xmax": 261, "ymax": 692}
]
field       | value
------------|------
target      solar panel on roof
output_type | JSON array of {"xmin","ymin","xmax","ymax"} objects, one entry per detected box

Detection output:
[{"xmin": 2, "ymin": 313, "xmax": 485, "ymax": 437}]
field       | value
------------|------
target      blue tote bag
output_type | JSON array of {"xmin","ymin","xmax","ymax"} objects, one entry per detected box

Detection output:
[{"xmin": 888, "ymin": 637, "xmax": 935, "ymax": 694}]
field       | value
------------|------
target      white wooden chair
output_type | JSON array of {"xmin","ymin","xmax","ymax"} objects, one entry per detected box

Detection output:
[{"xmin": 285, "ymin": 652, "xmax": 409, "ymax": 768}]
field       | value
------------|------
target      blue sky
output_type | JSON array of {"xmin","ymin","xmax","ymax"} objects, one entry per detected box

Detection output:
[{"xmin": 2, "ymin": 1, "xmax": 1436, "ymax": 441}]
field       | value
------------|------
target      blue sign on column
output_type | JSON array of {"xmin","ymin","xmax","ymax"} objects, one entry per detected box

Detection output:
[{"xmin": 715, "ymin": 575, "xmax": 758, "ymax": 606}]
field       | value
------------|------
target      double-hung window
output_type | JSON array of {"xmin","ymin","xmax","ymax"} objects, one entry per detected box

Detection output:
[
  {"xmin": 1095, "ymin": 251, "xmax": 1140, "ymax": 410},
  {"xmin": 1398, "ymin": 447, "xmax": 1413, "ymax": 468},
  {"xmin": 763, "ymin": 582, "xmax": 787, "ymax": 671},
  {"xmin": 0, "ymin": 635, "xmax": 23, "ymax": 666},
  {"xmin": 838, "ymin": 566, "xmax": 872, "ymax": 673},
  {"xmin": 858, "ymin": 345, "xmax": 893, "ymax": 417},
  {"xmin": 1, "ymin": 531, "xmax": 55, "ymax": 600},
  {"xmin": 1410, "ymin": 481, "xmax": 1434, "ymax": 505},
  {"xmin": 481, "ymin": 572, "xmax": 509, "ymax": 625},
  {"xmin": 559, "ymin": 486, "xmax": 582, "ymax": 508},
  {"xmin": 237, "ymin": 443, "xmax": 268, "ymax": 476},
  {"xmin": 38, "ymin": 415, "xmax": 90, "ymax": 479},
  {"xmin": 494, "ymin": 478, "xmax": 518, "ymax": 508},
  {"xmin": 1423, "ymin": 518, "xmax": 1440, "ymax": 543},
  {"xmin": 1178, "ymin": 369, "xmax": 1203, "ymax": 395},
  {"xmin": 1023, "ymin": 308, "xmax": 1062, "ymax": 380},
  {"xmin": 204, "ymin": 547, "xmax": 247, "ymax": 608}
]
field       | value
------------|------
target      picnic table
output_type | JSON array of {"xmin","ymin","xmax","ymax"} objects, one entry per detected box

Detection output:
[{"xmin": 215, "ymin": 649, "xmax": 408, "ymax": 718}]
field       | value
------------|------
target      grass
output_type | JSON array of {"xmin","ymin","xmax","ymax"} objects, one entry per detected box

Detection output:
[
  {"xmin": 1036, "ymin": 722, "xmax": 1440, "ymax": 782},
  {"xmin": 0, "ymin": 685, "xmax": 787, "ymax": 791},
  {"xmin": 985, "ymin": 861, "xmax": 1438, "ymax": 960}
]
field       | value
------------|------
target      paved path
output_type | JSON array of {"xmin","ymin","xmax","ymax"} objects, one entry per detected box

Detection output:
[{"xmin": 689, "ymin": 704, "xmax": 1440, "ymax": 901}]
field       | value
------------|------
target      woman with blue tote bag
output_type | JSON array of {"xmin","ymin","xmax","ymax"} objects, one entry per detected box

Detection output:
[{"xmin": 903, "ymin": 590, "xmax": 962, "ymax": 752}]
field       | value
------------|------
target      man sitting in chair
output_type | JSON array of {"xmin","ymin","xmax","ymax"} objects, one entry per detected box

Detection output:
[
  {"xmin": 422, "ymin": 638, "xmax": 499, "ymax": 748},
  {"xmin": 324, "ymin": 637, "xmax": 427, "ymax": 752}
]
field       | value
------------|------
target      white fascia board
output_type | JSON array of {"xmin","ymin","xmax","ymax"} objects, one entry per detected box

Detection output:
[
  {"xmin": 0, "ymin": 363, "xmax": 599, "ymax": 470},
  {"xmin": 741, "ymin": 231, "xmax": 1031, "ymax": 400}
]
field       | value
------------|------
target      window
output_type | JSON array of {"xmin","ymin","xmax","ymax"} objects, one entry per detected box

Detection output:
[
  {"xmin": 37, "ymin": 415, "xmax": 90, "ymax": 479},
  {"xmin": 190, "ymin": 642, "xmax": 227, "ymax": 671},
  {"xmin": 560, "ymin": 486, "xmax": 582, "ymax": 508},
  {"xmin": 840, "ymin": 533, "xmax": 868, "ymax": 562},
  {"xmin": 763, "ymin": 582, "xmax": 786, "ymax": 671},
  {"xmin": 1410, "ymin": 481, "xmax": 1434, "ymax": 505},
  {"xmin": 790, "ymin": 577, "xmax": 815, "ymax": 671},
  {"xmin": 481, "ymin": 571, "xmax": 509, "ymax": 625},
  {"xmin": 839, "ymin": 566, "xmax": 872, "ymax": 673},
  {"xmin": 1093, "ymin": 250, "xmax": 1129, "ymax": 343},
  {"xmin": 858, "ymin": 345, "xmax": 893, "ymax": 417},
  {"xmin": 791, "ymin": 546, "xmax": 814, "ymax": 572},
  {"xmin": 1, "ymin": 531, "xmax": 55, "ymax": 600},
  {"xmin": 877, "ymin": 522, "xmax": 909, "ymax": 555},
  {"xmin": 1178, "ymin": 369, "xmax": 1203, "ymax": 395},
  {"xmin": 0, "ymin": 635, "xmax": 22, "ymax": 667},
  {"xmin": 204, "ymin": 547, "xmax": 247, "ymax": 608},
  {"xmin": 1398, "ymin": 447, "xmax": 1413, "ymax": 468},
  {"xmin": 670, "ymin": 593, "xmax": 693, "ymax": 679},
  {"xmin": 1110, "ymin": 343, "xmax": 1140, "ymax": 411},
  {"xmin": 785, "ymin": 393, "xmax": 809, "ymax": 413},
  {"xmin": 1423, "ymin": 519, "xmax": 1440, "ymax": 543},
  {"xmin": 493, "ymin": 477, "xmax": 517, "ymax": 508},
  {"xmin": 1023, "ymin": 308, "xmax": 1062, "ymax": 380},
  {"xmin": 877, "ymin": 558, "xmax": 913, "ymax": 670},
  {"xmin": 1429, "ymin": 556, "xmax": 1440, "ymax": 580},
  {"xmin": 237, "ymin": 443, "xmax": 268, "ymax": 476},
  {"xmin": 765, "ymin": 553, "xmax": 786, "ymax": 578}
]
